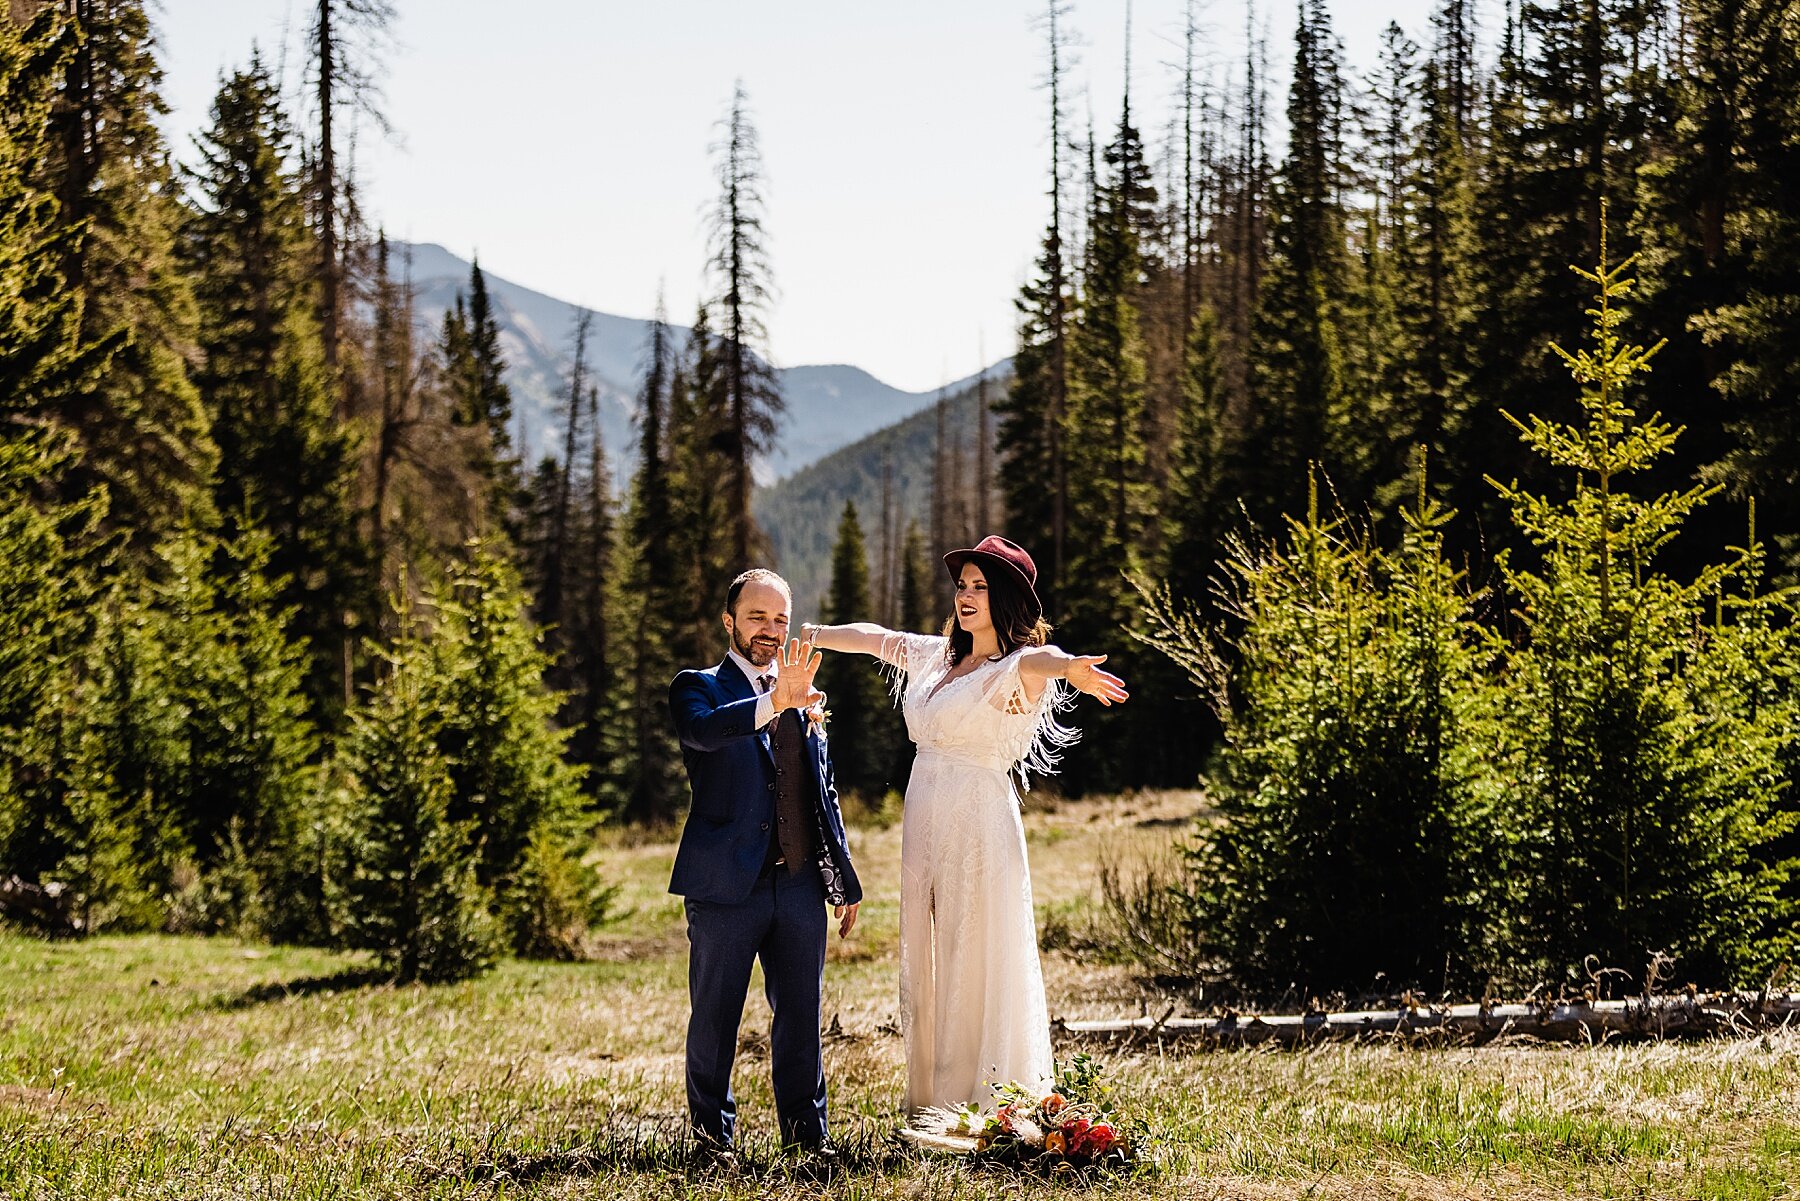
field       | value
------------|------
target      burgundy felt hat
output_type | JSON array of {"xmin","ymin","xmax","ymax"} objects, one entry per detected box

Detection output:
[{"xmin": 943, "ymin": 535, "xmax": 1042, "ymax": 619}]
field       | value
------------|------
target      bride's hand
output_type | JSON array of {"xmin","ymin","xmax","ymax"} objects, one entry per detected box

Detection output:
[{"xmin": 1067, "ymin": 654, "xmax": 1129, "ymax": 706}]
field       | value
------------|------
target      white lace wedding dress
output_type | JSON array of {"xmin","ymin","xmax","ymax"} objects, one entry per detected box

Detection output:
[{"xmin": 880, "ymin": 633, "xmax": 1079, "ymax": 1115}]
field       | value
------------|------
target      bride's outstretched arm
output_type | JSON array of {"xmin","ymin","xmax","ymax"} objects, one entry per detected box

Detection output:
[
  {"xmin": 797, "ymin": 621, "xmax": 900, "ymax": 660},
  {"xmin": 1018, "ymin": 647, "xmax": 1131, "ymax": 706}
]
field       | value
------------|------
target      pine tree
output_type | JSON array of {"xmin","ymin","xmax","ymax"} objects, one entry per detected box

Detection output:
[
  {"xmin": 1067, "ymin": 86, "xmax": 1156, "ymax": 564},
  {"xmin": 1464, "ymin": 0, "xmax": 1675, "ymax": 557},
  {"xmin": 561, "ymin": 379, "xmax": 618, "ymax": 804},
  {"xmin": 439, "ymin": 257, "xmax": 519, "ymax": 539},
  {"xmin": 1395, "ymin": 13, "xmax": 1478, "ymax": 508},
  {"xmin": 440, "ymin": 293, "xmax": 474, "ymax": 425},
  {"xmin": 83, "ymin": 582, "xmax": 184, "ymax": 900},
  {"xmin": 1141, "ymin": 474, "xmax": 1500, "ymax": 993},
  {"xmin": 1166, "ymin": 305, "xmax": 1228, "ymax": 611},
  {"xmin": 930, "ymin": 384, "xmax": 948, "ymax": 555},
  {"xmin": 1683, "ymin": 503, "xmax": 1800, "ymax": 971},
  {"xmin": 0, "ymin": 429, "xmax": 108, "ymax": 897},
  {"xmin": 152, "ymin": 527, "xmax": 318, "ymax": 877},
  {"xmin": 366, "ymin": 235, "xmax": 418, "ymax": 582},
  {"xmin": 873, "ymin": 445, "xmax": 897, "ymax": 623},
  {"xmin": 665, "ymin": 303, "xmax": 735, "ymax": 668},
  {"xmin": 50, "ymin": 673, "xmax": 160, "ymax": 934},
  {"xmin": 528, "ymin": 307, "xmax": 619, "ymax": 803},
  {"xmin": 332, "ymin": 597, "xmax": 497, "ymax": 985},
  {"xmin": 617, "ymin": 304, "xmax": 685, "ymax": 822},
  {"xmin": 309, "ymin": 0, "xmax": 394, "ymax": 391},
  {"xmin": 0, "ymin": 453, "xmax": 166, "ymax": 935},
  {"xmin": 1, "ymin": 8, "xmax": 113, "ymax": 414},
  {"xmin": 182, "ymin": 55, "xmax": 368, "ymax": 722},
  {"xmin": 705, "ymin": 82, "xmax": 781, "ymax": 571},
  {"xmin": 427, "ymin": 541, "xmax": 596, "ymax": 959},
  {"xmin": 31, "ymin": 0, "xmax": 214, "ymax": 551},
  {"xmin": 517, "ymin": 453, "xmax": 564, "ymax": 620},
  {"xmin": 816, "ymin": 502, "xmax": 891, "ymax": 797},
  {"xmin": 896, "ymin": 520, "xmax": 935, "ymax": 636},
  {"xmin": 886, "ymin": 517, "xmax": 934, "ymax": 794},
  {"xmin": 1432, "ymin": 0, "xmax": 1476, "ymax": 136},
  {"xmin": 0, "ymin": 14, "xmax": 123, "ymax": 906},
  {"xmin": 360, "ymin": 236, "xmax": 488, "ymax": 595},
  {"xmin": 1492, "ymin": 234, "xmax": 1793, "ymax": 982},
  {"xmin": 1242, "ymin": 0, "xmax": 1353, "ymax": 524},
  {"xmin": 1059, "ymin": 66, "xmax": 1162, "ymax": 792},
  {"xmin": 997, "ymin": 0, "xmax": 1075, "ymax": 620},
  {"xmin": 76, "ymin": 522, "xmax": 324, "ymax": 938},
  {"xmin": 464, "ymin": 258, "xmax": 514, "ymax": 461},
  {"xmin": 538, "ymin": 307, "xmax": 591, "ymax": 637},
  {"xmin": 508, "ymin": 304, "xmax": 619, "ymax": 809},
  {"xmin": 1178, "ymin": 0, "xmax": 1205, "ymax": 338},
  {"xmin": 1336, "ymin": 23, "xmax": 1413, "ymax": 496},
  {"xmin": 974, "ymin": 354, "xmax": 994, "ymax": 534},
  {"xmin": 1223, "ymin": 3, "xmax": 1274, "ymax": 407},
  {"xmin": 1641, "ymin": 0, "xmax": 1800, "ymax": 575}
]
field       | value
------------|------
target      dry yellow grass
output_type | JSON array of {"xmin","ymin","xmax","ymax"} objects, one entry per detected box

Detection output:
[{"xmin": 3, "ymin": 792, "xmax": 1796, "ymax": 1199}]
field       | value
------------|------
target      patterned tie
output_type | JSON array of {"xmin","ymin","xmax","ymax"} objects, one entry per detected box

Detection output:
[{"xmin": 756, "ymin": 674, "xmax": 775, "ymax": 733}]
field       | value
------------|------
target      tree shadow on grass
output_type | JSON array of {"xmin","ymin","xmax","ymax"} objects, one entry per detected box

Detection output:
[{"xmin": 211, "ymin": 967, "xmax": 395, "ymax": 1010}]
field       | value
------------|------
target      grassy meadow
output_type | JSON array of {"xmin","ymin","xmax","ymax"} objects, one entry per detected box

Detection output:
[{"xmin": 2, "ymin": 792, "xmax": 1797, "ymax": 1200}]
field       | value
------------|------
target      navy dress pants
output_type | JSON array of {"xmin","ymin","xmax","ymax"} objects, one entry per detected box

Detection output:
[{"xmin": 684, "ymin": 865, "xmax": 829, "ymax": 1148}]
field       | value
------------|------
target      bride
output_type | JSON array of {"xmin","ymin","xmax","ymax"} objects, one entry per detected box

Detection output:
[{"xmin": 802, "ymin": 535, "xmax": 1128, "ymax": 1116}]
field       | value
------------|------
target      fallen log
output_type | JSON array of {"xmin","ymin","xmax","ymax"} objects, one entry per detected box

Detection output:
[
  {"xmin": 0, "ymin": 875, "xmax": 84, "ymax": 937},
  {"xmin": 1057, "ymin": 991, "xmax": 1800, "ymax": 1046}
]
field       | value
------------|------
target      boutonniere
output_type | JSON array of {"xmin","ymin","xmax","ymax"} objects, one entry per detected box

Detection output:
[{"xmin": 806, "ymin": 704, "xmax": 830, "ymax": 734}]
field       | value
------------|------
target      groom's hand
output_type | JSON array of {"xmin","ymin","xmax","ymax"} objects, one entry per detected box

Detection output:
[
  {"xmin": 771, "ymin": 638, "xmax": 825, "ymax": 712},
  {"xmin": 834, "ymin": 902, "xmax": 858, "ymax": 939}
]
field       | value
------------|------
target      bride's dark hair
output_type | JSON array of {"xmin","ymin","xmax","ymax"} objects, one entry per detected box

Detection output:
[{"xmin": 942, "ymin": 566, "xmax": 1052, "ymax": 665}]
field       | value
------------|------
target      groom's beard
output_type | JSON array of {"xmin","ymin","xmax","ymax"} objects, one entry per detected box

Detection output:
[{"xmin": 732, "ymin": 625, "xmax": 779, "ymax": 668}]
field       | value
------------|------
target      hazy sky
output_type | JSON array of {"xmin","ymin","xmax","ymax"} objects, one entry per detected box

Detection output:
[{"xmin": 156, "ymin": 0, "xmax": 1445, "ymax": 392}]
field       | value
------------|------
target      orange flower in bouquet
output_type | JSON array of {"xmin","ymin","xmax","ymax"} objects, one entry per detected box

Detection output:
[{"xmin": 916, "ymin": 1054, "xmax": 1146, "ymax": 1175}]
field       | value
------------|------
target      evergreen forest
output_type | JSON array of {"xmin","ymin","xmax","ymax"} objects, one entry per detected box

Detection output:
[{"xmin": 2, "ymin": 0, "xmax": 1798, "ymax": 992}]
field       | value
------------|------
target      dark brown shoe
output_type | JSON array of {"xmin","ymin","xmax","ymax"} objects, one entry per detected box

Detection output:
[
  {"xmin": 791, "ymin": 1140, "xmax": 842, "ymax": 1181},
  {"xmin": 690, "ymin": 1132, "xmax": 739, "ymax": 1174}
]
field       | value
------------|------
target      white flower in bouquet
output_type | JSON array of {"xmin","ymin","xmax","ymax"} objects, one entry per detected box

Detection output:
[{"xmin": 917, "ymin": 1105, "xmax": 983, "ymax": 1137}]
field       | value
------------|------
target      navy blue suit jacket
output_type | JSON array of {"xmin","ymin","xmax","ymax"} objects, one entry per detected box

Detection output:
[{"xmin": 668, "ymin": 657, "xmax": 862, "ymax": 907}]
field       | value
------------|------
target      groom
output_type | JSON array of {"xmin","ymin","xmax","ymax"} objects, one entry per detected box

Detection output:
[{"xmin": 668, "ymin": 568, "xmax": 862, "ymax": 1162}]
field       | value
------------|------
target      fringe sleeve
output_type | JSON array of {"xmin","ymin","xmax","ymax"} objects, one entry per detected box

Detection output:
[
  {"xmin": 980, "ymin": 652, "xmax": 1082, "ymax": 792},
  {"xmin": 1019, "ymin": 677, "xmax": 1082, "ymax": 791},
  {"xmin": 877, "ymin": 631, "xmax": 948, "ymax": 709}
]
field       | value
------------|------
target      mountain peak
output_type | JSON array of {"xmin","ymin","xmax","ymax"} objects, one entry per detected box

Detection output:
[{"xmin": 395, "ymin": 240, "xmax": 1008, "ymax": 480}]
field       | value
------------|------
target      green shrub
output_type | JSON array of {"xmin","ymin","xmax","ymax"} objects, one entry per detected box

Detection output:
[
  {"xmin": 330, "ymin": 603, "xmax": 497, "ymax": 984},
  {"xmin": 1141, "ymin": 472, "xmax": 1502, "ymax": 995},
  {"xmin": 508, "ymin": 823, "xmax": 617, "ymax": 961},
  {"xmin": 0, "ymin": 434, "xmax": 166, "ymax": 933},
  {"xmin": 426, "ymin": 540, "xmax": 599, "ymax": 958},
  {"xmin": 1139, "ymin": 243, "xmax": 1800, "ymax": 993},
  {"xmin": 1490, "ymin": 243, "xmax": 1796, "ymax": 986}
]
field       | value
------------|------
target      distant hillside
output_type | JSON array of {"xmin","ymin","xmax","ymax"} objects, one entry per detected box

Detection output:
[
  {"xmin": 397, "ymin": 241, "xmax": 1008, "ymax": 480},
  {"xmin": 754, "ymin": 367, "xmax": 1012, "ymax": 616}
]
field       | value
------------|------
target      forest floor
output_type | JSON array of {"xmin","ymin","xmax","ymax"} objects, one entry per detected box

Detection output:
[{"xmin": 3, "ymin": 791, "xmax": 1797, "ymax": 1199}]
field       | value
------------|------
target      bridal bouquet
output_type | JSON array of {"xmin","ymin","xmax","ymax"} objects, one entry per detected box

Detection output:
[{"xmin": 915, "ymin": 1054, "xmax": 1144, "ymax": 1174}]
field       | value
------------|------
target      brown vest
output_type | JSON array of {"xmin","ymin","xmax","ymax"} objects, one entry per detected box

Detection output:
[{"xmin": 769, "ymin": 707, "xmax": 819, "ymax": 872}]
